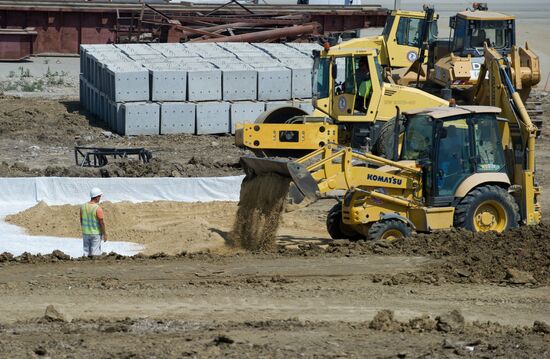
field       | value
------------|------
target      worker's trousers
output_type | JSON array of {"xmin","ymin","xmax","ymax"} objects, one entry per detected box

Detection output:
[{"xmin": 83, "ymin": 234, "xmax": 102, "ymax": 257}]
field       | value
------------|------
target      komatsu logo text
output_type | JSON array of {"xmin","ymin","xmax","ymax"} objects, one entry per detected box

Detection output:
[{"xmin": 367, "ymin": 174, "xmax": 402, "ymax": 185}]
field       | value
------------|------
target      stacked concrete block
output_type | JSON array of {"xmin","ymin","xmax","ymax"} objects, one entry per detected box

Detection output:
[
  {"xmin": 295, "ymin": 100, "xmax": 315, "ymax": 114},
  {"xmin": 217, "ymin": 42, "xmax": 267, "ymax": 57},
  {"xmin": 186, "ymin": 62, "xmax": 222, "ymax": 101},
  {"xmin": 219, "ymin": 63, "xmax": 257, "ymax": 101},
  {"xmin": 196, "ymin": 102, "xmax": 230, "ymax": 135},
  {"xmin": 230, "ymin": 101, "xmax": 265, "ymax": 134},
  {"xmin": 143, "ymin": 62, "xmax": 187, "ymax": 102},
  {"xmin": 103, "ymin": 61, "xmax": 149, "ymax": 102},
  {"xmin": 109, "ymin": 101, "xmax": 124, "ymax": 134},
  {"xmin": 116, "ymin": 44, "xmax": 161, "ymax": 59},
  {"xmin": 253, "ymin": 43, "xmax": 309, "ymax": 60},
  {"xmin": 89, "ymin": 52, "xmax": 132, "ymax": 91},
  {"xmin": 149, "ymin": 43, "xmax": 197, "ymax": 58},
  {"xmin": 264, "ymin": 101, "xmax": 295, "ymax": 112},
  {"xmin": 286, "ymin": 43, "xmax": 322, "ymax": 57},
  {"xmin": 120, "ymin": 102, "xmax": 160, "ymax": 136},
  {"xmin": 255, "ymin": 66, "xmax": 292, "ymax": 101},
  {"xmin": 279, "ymin": 58, "xmax": 313, "ymax": 99},
  {"xmin": 79, "ymin": 43, "xmax": 322, "ymax": 136},
  {"xmin": 160, "ymin": 102, "xmax": 196, "ymax": 135},
  {"xmin": 185, "ymin": 43, "xmax": 236, "ymax": 59}
]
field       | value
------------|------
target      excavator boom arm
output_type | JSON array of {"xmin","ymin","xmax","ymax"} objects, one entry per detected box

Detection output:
[{"xmin": 473, "ymin": 45, "xmax": 540, "ymax": 225}]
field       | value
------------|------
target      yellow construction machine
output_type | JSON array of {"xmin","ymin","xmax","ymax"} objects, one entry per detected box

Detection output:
[
  {"xmin": 239, "ymin": 45, "xmax": 541, "ymax": 239},
  {"xmin": 235, "ymin": 4, "xmax": 541, "ymax": 157},
  {"xmin": 340, "ymin": 8, "xmax": 438, "ymax": 70},
  {"xmin": 418, "ymin": 5, "xmax": 540, "ymax": 101},
  {"xmin": 235, "ymin": 48, "xmax": 448, "ymax": 157},
  {"xmin": 354, "ymin": 3, "xmax": 540, "ymax": 101}
]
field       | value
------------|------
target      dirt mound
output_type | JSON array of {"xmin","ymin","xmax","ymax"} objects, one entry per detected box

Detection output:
[
  {"xmin": 6, "ymin": 201, "xmax": 237, "ymax": 255},
  {"xmin": 230, "ymin": 174, "xmax": 290, "ymax": 251},
  {"xmin": 316, "ymin": 225, "xmax": 550, "ymax": 285},
  {"xmin": 5, "ymin": 198, "xmax": 328, "ymax": 256}
]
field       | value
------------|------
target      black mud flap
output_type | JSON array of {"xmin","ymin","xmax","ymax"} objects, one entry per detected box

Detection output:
[{"xmin": 240, "ymin": 156, "xmax": 319, "ymax": 204}]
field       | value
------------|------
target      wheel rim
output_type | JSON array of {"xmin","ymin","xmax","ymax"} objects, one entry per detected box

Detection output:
[
  {"xmin": 380, "ymin": 229, "xmax": 404, "ymax": 241},
  {"xmin": 473, "ymin": 200, "xmax": 507, "ymax": 232}
]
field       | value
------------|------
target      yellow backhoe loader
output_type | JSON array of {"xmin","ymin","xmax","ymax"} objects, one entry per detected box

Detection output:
[{"xmin": 239, "ymin": 42, "xmax": 541, "ymax": 239}]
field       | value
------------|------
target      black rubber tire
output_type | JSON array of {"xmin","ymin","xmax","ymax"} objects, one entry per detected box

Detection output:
[
  {"xmin": 453, "ymin": 185, "xmax": 520, "ymax": 233},
  {"xmin": 367, "ymin": 219, "xmax": 412, "ymax": 241},
  {"xmin": 326, "ymin": 203, "xmax": 362, "ymax": 240},
  {"xmin": 371, "ymin": 118, "xmax": 396, "ymax": 159}
]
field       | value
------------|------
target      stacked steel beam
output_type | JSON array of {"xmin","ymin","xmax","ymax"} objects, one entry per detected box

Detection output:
[{"xmin": 79, "ymin": 42, "xmax": 320, "ymax": 136}]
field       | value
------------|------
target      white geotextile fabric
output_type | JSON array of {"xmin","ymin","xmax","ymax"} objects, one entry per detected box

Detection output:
[
  {"xmin": 0, "ymin": 175, "xmax": 245, "ymax": 205},
  {"xmin": 0, "ymin": 176, "xmax": 244, "ymax": 256},
  {"xmin": 0, "ymin": 203, "xmax": 143, "ymax": 258}
]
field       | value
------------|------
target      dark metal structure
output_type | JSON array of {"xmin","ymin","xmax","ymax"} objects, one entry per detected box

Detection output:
[
  {"xmin": 0, "ymin": 1, "xmax": 388, "ymax": 60},
  {"xmin": 75, "ymin": 146, "xmax": 153, "ymax": 168}
]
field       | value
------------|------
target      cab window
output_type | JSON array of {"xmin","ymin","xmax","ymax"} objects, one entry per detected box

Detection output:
[
  {"xmin": 396, "ymin": 17, "xmax": 422, "ymax": 47},
  {"xmin": 382, "ymin": 15, "xmax": 395, "ymax": 40},
  {"xmin": 343, "ymin": 57, "xmax": 356, "ymax": 94},
  {"xmin": 469, "ymin": 27, "xmax": 508, "ymax": 49},
  {"xmin": 401, "ymin": 114, "xmax": 433, "ymax": 160},
  {"xmin": 313, "ymin": 56, "xmax": 330, "ymax": 99},
  {"xmin": 452, "ymin": 17, "xmax": 466, "ymax": 51},
  {"xmin": 472, "ymin": 114, "xmax": 506, "ymax": 172},
  {"xmin": 436, "ymin": 119, "xmax": 471, "ymax": 197}
]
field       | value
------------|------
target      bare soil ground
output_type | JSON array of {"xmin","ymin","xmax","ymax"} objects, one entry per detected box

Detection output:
[
  {"xmin": 0, "ymin": 93, "xmax": 549, "ymax": 357},
  {"xmin": 0, "ymin": 95, "xmax": 246, "ymax": 177},
  {"xmin": 0, "ymin": 251, "xmax": 549, "ymax": 358}
]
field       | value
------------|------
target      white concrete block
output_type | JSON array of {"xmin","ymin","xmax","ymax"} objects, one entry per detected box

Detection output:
[
  {"xmin": 257, "ymin": 67, "xmax": 291, "ymax": 101},
  {"xmin": 104, "ymin": 62, "xmax": 149, "ymax": 102},
  {"xmin": 196, "ymin": 102, "xmax": 230, "ymax": 135},
  {"xmin": 187, "ymin": 69, "xmax": 222, "ymax": 101},
  {"xmin": 230, "ymin": 101, "xmax": 265, "ymax": 134},
  {"xmin": 264, "ymin": 101, "xmax": 294, "ymax": 111},
  {"xmin": 160, "ymin": 102, "xmax": 196, "ymax": 134},
  {"xmin": 147, "ymin": 68, "xmax": 187, "ymax": 101},
  {"xmin": 120, "ymin": 102, "xmax": 160, "ymax": 136},
  {"xmin": 296, "ymin": 100, "xmax": 315, "ymax": 114},
  {"xmin": 221, "ymin": 65, "xmax": 257, "ymax": 101}
]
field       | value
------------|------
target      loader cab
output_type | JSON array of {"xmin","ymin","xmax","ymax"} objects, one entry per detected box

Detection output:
[
  {"xmin": 381, "ymin": 9, "xmax": 439, "ymax": 68},
  {"xmin": 449, "ymin": 11, "xmax": 515, "ymax": 57},
  {"xmin": 312, "ymin": 49, "xmax": 383, "ymax": 122},
  {"xmin": 400, "ymin": 107, "xmax": 507, "ymax": 207}
]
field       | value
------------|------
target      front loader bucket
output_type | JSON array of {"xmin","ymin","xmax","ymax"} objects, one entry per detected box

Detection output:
[{"xmin": 240, "ymin": 156, "xmax": 319, "ymax": 204}]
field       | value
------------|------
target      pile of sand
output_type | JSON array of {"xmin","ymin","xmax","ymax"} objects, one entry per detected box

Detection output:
[
  {"xmin": 6, "ymin": 201, "xmax": 238, "ymax": 255},
  {"xmin": 230, "ymin": 173, "xmax": 291, "ymax": 251},
  {"xmin": 6, "ymin": 198, "xmax": 329, "ymax": 255}
]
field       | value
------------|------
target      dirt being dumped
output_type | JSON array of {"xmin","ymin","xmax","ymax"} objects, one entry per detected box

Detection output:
[{"xmin": 230, "ymin": 174, "xmax": 291, "ymax": 251}]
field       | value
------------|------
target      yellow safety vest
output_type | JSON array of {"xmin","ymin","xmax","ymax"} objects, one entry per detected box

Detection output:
[{"xmin": 81, "ymin": 203, "xmax": 101, "ymax": 235}]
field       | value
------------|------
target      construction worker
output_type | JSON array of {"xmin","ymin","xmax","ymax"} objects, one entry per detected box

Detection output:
[
  {"xmin": 355, "ymin": 57, "xmax": 372, "ymax": 112},
  {"xmin": 80, "ymin": 187, "xmax": 107, "ymax": 257}
]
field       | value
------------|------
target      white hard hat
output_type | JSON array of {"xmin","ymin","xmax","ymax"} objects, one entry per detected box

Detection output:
[{"xmin": 90, "ymin": 187, "xmax": 103, "ymax": 199}]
